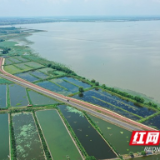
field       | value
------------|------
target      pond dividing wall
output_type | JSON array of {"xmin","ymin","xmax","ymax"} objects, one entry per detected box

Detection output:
[
  {"xmin": 0, "ymin": 84, "xmax": 7, "ymax": 108},
  {"xmin": 0, "ymin": 113, "xmax": 9, "ymax": 160},
  {"xmin": 12, "ymin": 112, "xmax": 45, "ymax": 160},
  {"xmin": 36, "ymin": 110, "xmax": 82, "ymax": 160},
  {"xmin": 58, "ymin": 105, "xmax": 117, "ymax": 159}
]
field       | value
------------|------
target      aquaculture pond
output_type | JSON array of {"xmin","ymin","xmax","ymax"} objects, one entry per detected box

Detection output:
[
  {"xmin": 14, "ymin": 63, "xmax": 32, "ymax": 71},
  {"xmin": 0, "ymin": 85, "xmax": 6, "ymax": 108},
  {"xmin": 28, "ymin": 90, "xmax": 58, "ymax": 105},
  {"xmin": 89, "ymin": 114, "xmax": 144, "ymax": 155},
  {"xmin": 9, "ymin": 84, "xmax": 29, "ymax": 107},
  {"xmin": 16, "ymin": 56, "xmax": 29, "ymax": 62},
  {"xmin": 37, "ymin": 81, "xmax": 70, "ymax": 95},
  {"xmin": 5, "ymin": 58, "xmax": 13, "ymax": 65},
  {"xmin": 58, "ymin": 105, "xmax": 117, "ymax": 159},
  {"xmin": 24, "ymin": 62, "xmax": 44, "ymax": 68},
  {"xmin": 143, "ymin": 114, "xmax": 160, "ymax": 130},
  {"xmin": 37, "ymin": 67, "xmax": 55, "ymax": 75},
  {"xmin": 30, "ymin": 70, "xmax": 48, "ymax": 79},
  {"xmin": 36, "ymin": 110, "xmax": 82, "ymax": 160},
  {"xmin": 73, "ymin": 89, "xmax": 154, "ymax": 120},
  {"xmin": 12, "ymin": 112, "xmax": 45, "ymax": 160},
  {"xmin": 61, "ymin": 77, "xmax": 91, "ymax": 88},
  {"xmin": 0, "ymin": 114, "xmax": 9, "ymax": 160},
  {"xmin": 15, "ymin": 72, "xmax": 39, "ymax": 82},
  {"xmin": 51, "ymin": 78, "xmax": 79, "ymax": 93},
  {"xmin": 7, "ymin": 57, "xmax": 21, "ymax": 63}
]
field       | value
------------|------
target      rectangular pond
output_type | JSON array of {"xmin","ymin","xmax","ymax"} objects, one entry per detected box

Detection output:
[
  {"xmin": 36, "ymin": 110, "xmax": 82, "ymax": 160},
  {"xmin": 61, "ymin": 77, "xmax": 91, "ymax": 88},
  {"xmin": 89, "ymin": 114, "xmax": 144, "ymax": 155},
  {"xmin": 12, "ymin": 112, "xmax": 45, "ymax": 160},
  {"xmin": 24, "ymin": 62, "xmax": 44, "ymax": 68},
  {"xmin": 0, "ymin": 113, "xmax": 9, "ymax": 160},
  {"xmin": 14, "ymin": 63, "xmax": 32, "ymax": 71},
  {"xmin": 0, "ymin": 85, "xmax": 7, "ymax": 108},
  {"xmin": 37, "ymin": 68, "xmax": 54, "ymax": 75},
  {"xmin": 15, "ymin": 72, "xmax": 39, "ymax": 82},
  {"xmin": 37, "ymin": 81, "xmax": 70, "ymax": 95},
  {"xmin": 28, "ymin": 90, "xmax": 58, "ymax": 105},
  {"xmin": 30, "ymin": 70, "xmax": 48, "ymax": 79},
  {"xmin": 51, "ymin": 78, "xmax": 79, "ymax": 93},
  {"xmin": 73, "ymin": 90, "xmax": 140, "ymax": 121},
  {"xmin": 143, "ymin": 114, "xmax": 160, "ymax": 130},
  {"xmin": 73, "ymin": 89, "xmax": 154, "ymax": 120},
  {"xmin": 9, "ymin": 84, "xmax": 29, "ymax": 107},
  {"xmin": 58, "ymin": 105, "xmax": 117, "ymax": 159}
]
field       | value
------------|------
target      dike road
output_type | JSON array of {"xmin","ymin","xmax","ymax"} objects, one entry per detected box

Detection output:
[{"xmin": 0, "ymin": 57, "xmax": 157, "ymax": 131}]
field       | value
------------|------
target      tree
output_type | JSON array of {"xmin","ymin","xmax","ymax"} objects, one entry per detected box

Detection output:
[
  {"xmin": 47, "ymin": 63, "xmax": 52, "ymax": 68},
  {"xmin": 95, "ymin": 82, "xmax": 99, "ymax": 86},
  {"xmin": 102, "ymin": 84, "xmax": 106, "ymax": 89},
  {"xmin": 141, "ymin": 151, "xmax": 146, "ymax": 156},
  {"xmin": 79, "ymin": 87, "xmax": 84, "ymax": 93},
  {"xmin": 91, "ymin": 79, "xmax": 95, "ymax": 83},
  {"xmin": 134, "ymin": 96, "xmax": 144, "ymax": 103}
]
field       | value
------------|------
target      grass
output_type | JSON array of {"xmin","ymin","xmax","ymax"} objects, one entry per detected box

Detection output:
[{"xmin": 4, "ymin": 65, "xmax": 22, "ymax": 74}]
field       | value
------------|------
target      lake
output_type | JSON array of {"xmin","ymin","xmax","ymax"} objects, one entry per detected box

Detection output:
[{"xmin": 15, "ymin": 21, "xmax": 160, "ymax": 103}]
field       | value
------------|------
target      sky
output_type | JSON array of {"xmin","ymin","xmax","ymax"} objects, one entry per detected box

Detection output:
[{"xmin": 1, "ymin": 0, "xmax": 160, "ymax": 17}]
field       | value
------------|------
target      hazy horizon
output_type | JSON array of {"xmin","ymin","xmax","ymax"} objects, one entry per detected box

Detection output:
[{"xmin": 1, "ymin": 0, "xmax": 160, "ymax": 17}]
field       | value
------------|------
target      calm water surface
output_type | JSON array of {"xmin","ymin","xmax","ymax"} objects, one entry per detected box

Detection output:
[{"xmin": 16, "ymin": 21, "xmax": 160, "ymax": 102}]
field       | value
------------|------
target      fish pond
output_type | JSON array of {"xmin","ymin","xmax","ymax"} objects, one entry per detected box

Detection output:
[
  {"xmin": 15, "ymin": 72, "xmax": 39, "ymax": 82},
  {"xmin": 36, "ymin": 110, "xmax": 82, "ymax": 160},
  {"xmin": 88, "ymin": 114, "xmax": 144, "ymax": 155},
  {"xmin": 9, "ymin": 84, "xmax": 29, "ymax": 107},
  {"xmin": 73, "ymin": 89, "xmax": 155, "ymax": 120},
  {"xmin": 0, "ymin": 114, "xmax": 9, "ymax": 160},
  {"xmin": 61, "ymin": 77, "xmax": 91, "ymax": 88},
  {"xmin": 58, "ymin": 105, "xmax": 117, "ymax": 159},
  {"xmin": 12, "ymin": 112, "xmax": 45, "ymax": 160},
  {"xmin": 0, "ymin": 85, "xmax": 7, "ymax": 108},
  {"xmin": 30, "ymin": 70, "xmax": 48, "ymax": 79},
  {"xmin": 37, "ymin": 81, "xmax": 69, "ymax": 95},
  {"xmin": 28, "ymin": 90, "xmax": 58, "ymax": 105},
  {"xmin": 142, "ymin": 114, "xmax": 160, "ymax": 130},
  {"xmin": 51, "ymin": 78, "xmax": 79, "ymax": 93},
  {"xmin": 24, "ymin": 62, "xmax": 44, "ymax": 68}
]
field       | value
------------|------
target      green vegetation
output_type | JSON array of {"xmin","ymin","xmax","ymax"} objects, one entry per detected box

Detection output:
[{"xmin": 33, "ymin": 111, "xmax": 52, "ymax": 160}]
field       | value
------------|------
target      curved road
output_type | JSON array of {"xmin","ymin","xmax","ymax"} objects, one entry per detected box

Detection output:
[{"xmin": 0, "ymin": 57, "xmax": 156, "ymax": 131}]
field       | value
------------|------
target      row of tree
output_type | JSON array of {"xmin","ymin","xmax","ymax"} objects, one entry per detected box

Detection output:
[{"xmin": 47, "ymin": 63, "xmax": 76, "ymax": 75}]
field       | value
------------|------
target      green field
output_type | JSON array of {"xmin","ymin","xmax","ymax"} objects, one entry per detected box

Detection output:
[
  {"xmin": 28, "ymin": 90, "xmax": 58, "ymax": 105},
  {"xmin": 36, "ymin": 110, "xmax": 82, "ymax": 160},
  {"xmin": 4, "ymin": 65, "xmax": 22, "ymax": 74},
  {"xmin": 89, "ymin": 114, "xmax": 144, "ymax": 155},
  {"xmin": 24, "ymin": 62, "xmax": 44, "ymax": 68},
  {"xmin": 12, "ymin": 112, "xmax": 45, "ymax": 160},
  {"xmin": 0, "ymin": 113, "xmax": 9, "ymax": 160}
]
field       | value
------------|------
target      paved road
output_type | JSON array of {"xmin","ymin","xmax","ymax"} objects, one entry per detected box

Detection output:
[{"xmin": 0, "ymin": 57, "xmax": 156, "ymax": 131}]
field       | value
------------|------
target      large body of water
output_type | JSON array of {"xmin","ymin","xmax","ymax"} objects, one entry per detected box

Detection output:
[{"xmin": 16, "ymin": 21, "xmax": 160, "ymax": 103}]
